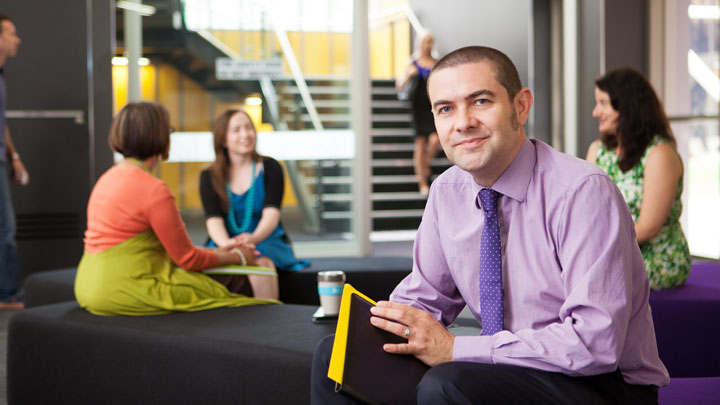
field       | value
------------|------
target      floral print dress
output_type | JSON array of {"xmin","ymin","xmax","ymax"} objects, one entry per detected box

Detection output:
[{"xmin": 595, "ymin": 137, "xmax": 691, "ymax": 290}]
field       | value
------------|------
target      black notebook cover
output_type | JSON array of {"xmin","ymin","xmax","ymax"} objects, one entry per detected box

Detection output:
[{"xmin": 340, "ymin": 293, "xmax": 430, "ymax": 404}]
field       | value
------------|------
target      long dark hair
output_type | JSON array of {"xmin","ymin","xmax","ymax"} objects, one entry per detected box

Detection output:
[
  {"xmin": 595, "ymin": 67, "xmax": 675, "ymax": 172},
  {"xmin": 208, "ymin": 109, "xmax": 261, "ymax": 212}
]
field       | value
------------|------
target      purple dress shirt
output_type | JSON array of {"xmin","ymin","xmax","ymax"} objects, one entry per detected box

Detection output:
[{"xmin": 390, "ymin": 138, "xmax": 669, "ymax": 387}]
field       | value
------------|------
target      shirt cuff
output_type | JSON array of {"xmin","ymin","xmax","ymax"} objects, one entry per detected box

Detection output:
[{"xmin": 452, "ymin": 335, "xmax": 494, "ymax": 363}]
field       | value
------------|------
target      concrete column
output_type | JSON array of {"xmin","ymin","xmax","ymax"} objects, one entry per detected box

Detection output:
[
  {"xmin": 562, "ymin": 0, "xmax": 579, "ymax": 156},
  {"xmin": 351, "ymin": 0, "xmax": 371, "ymax": 255},
  {"xmin": 124, "ymin": 0, "xmax": 142, "ymax": 102}
]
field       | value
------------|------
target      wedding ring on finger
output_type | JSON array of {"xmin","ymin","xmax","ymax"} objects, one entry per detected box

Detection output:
[{"xmin": 403, "ymin": 327, "xmax": 411, "ymax": 339}]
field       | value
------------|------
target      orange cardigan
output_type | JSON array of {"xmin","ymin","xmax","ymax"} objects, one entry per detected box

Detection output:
[{"xmin": 84, "ymin": 165, "xmax": 218, "ymax": 270}]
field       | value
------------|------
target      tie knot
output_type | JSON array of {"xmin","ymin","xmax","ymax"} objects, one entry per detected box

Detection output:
[{"xmin": 479, "ymin": 188, "xmax": 499, "ymax": 213}]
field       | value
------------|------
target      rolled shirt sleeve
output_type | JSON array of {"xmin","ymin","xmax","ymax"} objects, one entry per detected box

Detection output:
[{"xmin": 391, "ymin": 190, "xmax": 467, "ymax": 327}]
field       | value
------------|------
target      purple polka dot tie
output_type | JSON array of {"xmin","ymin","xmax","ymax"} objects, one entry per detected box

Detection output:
[{"xmin": 479, "ymin": 188, "xmax": 504, "ymax": 335}]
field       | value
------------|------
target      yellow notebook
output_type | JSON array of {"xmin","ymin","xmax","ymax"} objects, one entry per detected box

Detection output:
[{"xmin": 328, "ymin": 284, "xmax": 429, "ymax": 404}]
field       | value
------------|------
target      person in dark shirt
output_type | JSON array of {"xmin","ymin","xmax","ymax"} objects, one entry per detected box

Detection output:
[{"xmin": 0, "ymin": 13, "xmax": 27, "ymax": 309}]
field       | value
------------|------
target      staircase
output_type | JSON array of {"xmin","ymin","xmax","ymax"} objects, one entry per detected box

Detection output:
[
  {"xmin": 278, "ymin": 77, "xmax": 451, "ymax": 233},
  {"xmin": 122, "ymin": 2, "xmax": 453, "ymax": 233},
  {"xmin": 126, "ymin": 4, "xmax": 449, "ymax": 232}
]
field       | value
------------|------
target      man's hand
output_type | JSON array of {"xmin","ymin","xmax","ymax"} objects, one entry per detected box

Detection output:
[
  {"xmin": 11, "ymin": 158, "xmax": 29, "ymax": 185},
  {"xmin": 370, "ymin": 301, "xmax": 455, "ymax": 367}
]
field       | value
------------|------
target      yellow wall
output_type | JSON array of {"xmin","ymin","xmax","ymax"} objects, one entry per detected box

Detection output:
[
  {"xmin": 156, "ymin": 64, "xmax": 181, "ymax": 129},
  {"xmin": 393, "ymin": 20, "xmax": 411, "ymax": 78},
  {"xmin": 112, "ymin": 64, "xmax": 157, "ymax": 113},
  {"xmin": 370, "ymin": 25, "xmax": 394, "ymax": 79},
  {"xmin": 331, "ymin": 34, "xmax": 351, "ymax": 75}
]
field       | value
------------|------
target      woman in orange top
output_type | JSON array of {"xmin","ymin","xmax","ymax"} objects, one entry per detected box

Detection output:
[{"xmin": 74, "ymin": 102, "xmax": 277, "ymax": 315}]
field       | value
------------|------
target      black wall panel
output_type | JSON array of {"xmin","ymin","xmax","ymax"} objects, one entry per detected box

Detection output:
[{"xmin": 2, "ymin": 0, "xmax": 113, "ymax": 276}]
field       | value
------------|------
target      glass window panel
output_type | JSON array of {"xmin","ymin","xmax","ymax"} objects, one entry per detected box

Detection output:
[
  {"xmin": 664, "ymin": 0, "xmax": 720, "ymax": 259},
  {"xmin": 671, "ymin": 118, "xmax": 719, "ymax": 259},
  {"xmin": 183, "ymin": 0, "xmax": 352, "ymax": 32}
]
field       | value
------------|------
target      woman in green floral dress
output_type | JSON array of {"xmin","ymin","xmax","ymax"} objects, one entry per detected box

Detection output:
[{"xmin": 586, "ymin": 68, "xmax": 690, "ymax": 290}]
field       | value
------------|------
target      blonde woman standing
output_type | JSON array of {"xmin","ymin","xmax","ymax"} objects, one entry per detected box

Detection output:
[{"xmin": 396, "ymin": 33, "xmax": 440, "ymax": 196}]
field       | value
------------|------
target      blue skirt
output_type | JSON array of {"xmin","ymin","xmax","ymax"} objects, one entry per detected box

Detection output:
[{"xmin": 207, "ymin": 226, "xmax": 310, "ymax": 272}]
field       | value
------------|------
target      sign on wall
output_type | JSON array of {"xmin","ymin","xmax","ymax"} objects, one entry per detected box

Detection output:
[{"xmin": 215, "ymin": 57, "xmax": 284, "ymax": 80}]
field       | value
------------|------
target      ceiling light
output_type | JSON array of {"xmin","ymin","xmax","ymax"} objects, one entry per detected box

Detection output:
[
  {"xmin": 688, "ymin": 5, "xmax": 720, "ymax": 20},
  {"xmin": 112, "ymin": 57, "xmax": 151, "ymax": 66}
]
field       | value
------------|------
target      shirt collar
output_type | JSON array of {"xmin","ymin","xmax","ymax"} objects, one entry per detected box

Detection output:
[{"xmin": 469, "ymin": 137, "xmax": 535, "ymax": 203}]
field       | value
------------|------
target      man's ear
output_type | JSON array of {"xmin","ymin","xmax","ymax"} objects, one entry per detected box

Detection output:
[{"xmin": 514, "ymin": 88, "xmax": 533, "ymax": 126}]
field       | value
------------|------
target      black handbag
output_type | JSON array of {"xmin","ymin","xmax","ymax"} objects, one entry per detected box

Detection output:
[{"xmin": 397, "ymin": 74, "xmax": 419, "ymax": 101}]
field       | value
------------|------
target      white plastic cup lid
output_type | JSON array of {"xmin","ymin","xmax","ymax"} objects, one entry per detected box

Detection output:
[{"xmin": 317, "ymin": 271, "xmax": 346, "ymax": 282}]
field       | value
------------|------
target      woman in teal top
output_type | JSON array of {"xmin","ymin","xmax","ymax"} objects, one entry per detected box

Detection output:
[
  {"xmin": 200, "ymin": 109, "xmax": 309, "ymax": 298},
  {"xmin": 586, "ymin": 68, "xmax": 690, "ymax": 290}
]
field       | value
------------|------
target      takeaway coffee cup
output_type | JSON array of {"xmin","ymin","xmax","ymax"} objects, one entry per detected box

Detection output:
[{"xmin": 317, "ymin": 271, "xmax": 346, "ymax": 316}]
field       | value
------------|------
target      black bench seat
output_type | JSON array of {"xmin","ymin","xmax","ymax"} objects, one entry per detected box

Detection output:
[{"xmin": 7, "ymin": 302, "xmax": 335, "ymax": 404}]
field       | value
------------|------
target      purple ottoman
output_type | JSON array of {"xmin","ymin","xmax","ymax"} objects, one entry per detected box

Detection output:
[
  {"xmin": 659, "ymin": 377, "xmax": 720, "ymax": 404},
  {"xmin": 649, "ymin": 261, "xmax": 720, "ymax": 378}
]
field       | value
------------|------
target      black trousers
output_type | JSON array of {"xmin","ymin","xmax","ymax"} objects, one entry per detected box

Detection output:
[{"xmin": 311, "ymin": 335, "xmax": 658, "ymax": 404}]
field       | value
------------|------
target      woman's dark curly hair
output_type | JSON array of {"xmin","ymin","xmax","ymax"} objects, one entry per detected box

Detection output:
[{"xmin": 595, "ymin": 67, "xmax": 675, "ymax": 172}]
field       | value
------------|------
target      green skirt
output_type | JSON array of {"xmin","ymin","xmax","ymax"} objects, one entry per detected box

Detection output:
[{"xmin": 75, "ymin": 231, "xmax": 278, "ymax": 315}]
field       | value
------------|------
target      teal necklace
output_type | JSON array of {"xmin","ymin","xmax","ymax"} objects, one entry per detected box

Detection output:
[{"xmin": 226, "ymin": 159, "xmax": 256, "ymax": 235}]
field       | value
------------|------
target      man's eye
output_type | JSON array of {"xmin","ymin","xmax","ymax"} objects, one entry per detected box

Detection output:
[
  {"xmin": 474, "ymin": 99, "xmax": 488, "ymax": 105},
  {"xmin": 438, "ymin": 106, "xmax": 451, "ymax": 114}
]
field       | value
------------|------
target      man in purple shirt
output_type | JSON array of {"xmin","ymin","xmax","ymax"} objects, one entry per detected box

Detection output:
[{"xmin": 311, "ymin": 46, "xmax": 668, "ymax": 404}]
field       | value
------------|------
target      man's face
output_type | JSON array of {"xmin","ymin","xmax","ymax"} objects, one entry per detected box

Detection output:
[
  {"xmin": 428, "ymin": 61, "xmax": 529, "ymax": 186},
  {"xmin": 0, "ymin": 20, "xmax": 21, "ymax": 60}
]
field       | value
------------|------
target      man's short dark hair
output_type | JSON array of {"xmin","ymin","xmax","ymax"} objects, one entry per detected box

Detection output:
[
  {"xmin": 430, "ymin": 46, "xmax": 523, "ymax": 100},
  {"xmin": 0, "ymin": 13, "xmax": 12, "ymax": 34}
]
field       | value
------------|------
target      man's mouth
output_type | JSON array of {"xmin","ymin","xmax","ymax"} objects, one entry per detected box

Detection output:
[{"xmin": 456, "ymin": 137, "xmax": 488, "ymax": 147}]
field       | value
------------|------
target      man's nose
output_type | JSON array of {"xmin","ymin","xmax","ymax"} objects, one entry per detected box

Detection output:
[{"xmin": 455, "ymin": 106, "xmax": 476, "ymax": 131}]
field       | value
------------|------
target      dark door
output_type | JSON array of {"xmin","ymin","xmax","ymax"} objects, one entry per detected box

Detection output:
[{"xmin": 3, "ymin": 0, "xmax": 113, "ymax": 276}]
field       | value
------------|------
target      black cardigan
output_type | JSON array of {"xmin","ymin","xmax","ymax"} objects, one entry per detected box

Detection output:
[{"xmin": 199, "ymin": 156, "xmax": 284, "ymax": 219}]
